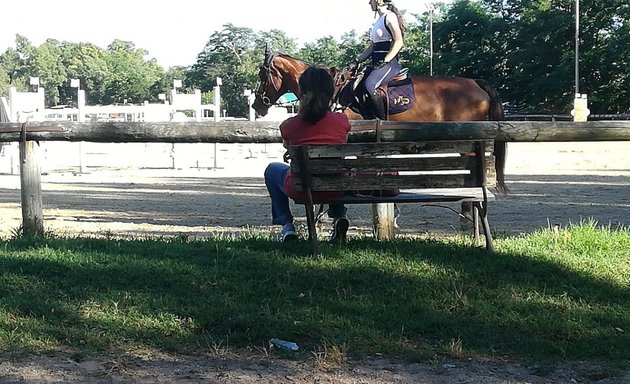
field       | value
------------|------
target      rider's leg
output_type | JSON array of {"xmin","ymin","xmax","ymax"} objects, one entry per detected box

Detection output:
[
  {"xmin": 364, "ymin": 61, "xmax": 400, "ymax": 120},
  {"xmin": 368, "ymin": 93, "xmax": 387, "ymax": 120}
]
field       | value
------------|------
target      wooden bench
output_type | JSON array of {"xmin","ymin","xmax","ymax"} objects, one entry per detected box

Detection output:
[{"xmin": 288, "ymin": 140, "xmax": 495, "ymax": 255}]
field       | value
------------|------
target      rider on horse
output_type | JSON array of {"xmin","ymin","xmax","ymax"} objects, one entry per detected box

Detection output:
[{"xmin": 354, "ymin": 0, "xmax": 405, "ymax": 120}]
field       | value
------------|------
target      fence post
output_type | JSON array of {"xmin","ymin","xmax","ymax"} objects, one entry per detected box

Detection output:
[
  {"xmin": 78, "ymin": 89, "xmax": 86, "ymax": 173},
  {"xmin": 19, "ymin": 139, "xmax": 44, "ymax": 236},
  {"xmin": 372, "ymin": 203, "xmax": 395, "ymax": 240},
  {"xmin": 370, "ymin": 120, "xmax": 395, "ymax": 240}
]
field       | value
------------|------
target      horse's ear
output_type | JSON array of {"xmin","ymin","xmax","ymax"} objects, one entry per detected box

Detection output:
[{"xmin": 264, "ymin": 43, "xmax": 269, "ymax": 57}]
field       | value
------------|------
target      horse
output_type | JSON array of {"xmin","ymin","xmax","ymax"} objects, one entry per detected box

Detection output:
[{"xmin": 252, "ymin": 50, "xmax": 508, "ymax": 194}]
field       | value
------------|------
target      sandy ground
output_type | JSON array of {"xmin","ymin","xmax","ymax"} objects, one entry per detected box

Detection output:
[
  {"xmin": 1, "ymin": 141, "xmax": 629, "ymax": 239},
  {"xmin": 0, "ymin": 141, "xmax": 629, "ymax": 383}
]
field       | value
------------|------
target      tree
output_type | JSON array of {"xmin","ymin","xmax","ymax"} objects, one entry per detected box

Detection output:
[
  {"xmin": 403, "ymin": 11, "xmax": 434, "ymax": 76},
  {"xmin": 0, "ymin": 35, "xmax": 34, "ymax": 91},
  {"xmin": 433, "ymin": 1, "xmax": 507, "ymax": 85},
  {"xmin": 576, "ymin": 0, "xmax": 630, "ymax": 113},
  {"xmin": 60, "ymin": 42, "xmax": 109, "ymax": 105},
  {"xmin": 256, "ymin": 30, "xmax": 298, "ymax": 54},
  {"xmin": 31, "ymin": 39, "xmax": 67, "ymax": 105},
  {"xmin": 478, "ymin": 0, "xmax": 630, "ymax": 113},
  {"xmin": 298, "ymin": 36, "xmax": 345, "ymax": 67},
  {"xmin": 338, "ymin": 31, "xmax": 369, "ymax": 67},
  {"xmin": 0, "ymin": 67, "xmax": 8, "ymax": 97},
  {"xmin": 101, "ymin": 40, "xmax": 163, "ymax": 104},
  {"xmin": 189, "ymin": 24, "xmax": 263, "ymax": 117}
]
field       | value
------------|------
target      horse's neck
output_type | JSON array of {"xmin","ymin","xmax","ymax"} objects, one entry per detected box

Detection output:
[{"xmin": 275, "ymin": 56, "xmax": 308, "ymax": 93}]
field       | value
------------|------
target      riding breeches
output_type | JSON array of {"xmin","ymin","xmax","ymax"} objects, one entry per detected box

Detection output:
[{"xmin": 364, "ymin": 60, "xmax": 402, "ymax": 95}]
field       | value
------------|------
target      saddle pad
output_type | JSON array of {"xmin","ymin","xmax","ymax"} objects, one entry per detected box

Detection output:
[{"xmin": 387, "ymin": 81, "xmax": 415, "ymax": 115}]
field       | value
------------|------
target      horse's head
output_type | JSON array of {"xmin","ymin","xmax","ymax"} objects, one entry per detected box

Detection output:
[
  {"xmin": 252, "ymin": 49, "xmax": 310, "ymax": 118},
  {"xmin": 252, "ymin": 49, "xmax": 285, "ymax": 117}
]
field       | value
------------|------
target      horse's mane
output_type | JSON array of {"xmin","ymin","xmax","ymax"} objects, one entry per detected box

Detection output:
[
  {"xmin": 269, "ymin": 51, "xmax": 344, "ymax": 80},
  {"xmin": 266, "ymin": 51, "xmax": 310, "ymax": 68}
]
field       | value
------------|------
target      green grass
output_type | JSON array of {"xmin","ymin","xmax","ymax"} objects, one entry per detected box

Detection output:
[{"xmin": 0, "ymin": 221, "xmax": 628, "ymax": 369}]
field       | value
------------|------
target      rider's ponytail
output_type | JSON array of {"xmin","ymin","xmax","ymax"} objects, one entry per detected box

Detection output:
[
  {"xmin": 384, "ymin": 1, "xmax": 405, "ymax": 37},
  {"xmin": 298, "ymin": 66, "xmax": 334, "ymax": 124}
]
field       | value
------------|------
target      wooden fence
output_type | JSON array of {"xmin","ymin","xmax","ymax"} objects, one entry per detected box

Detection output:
[
  {"xmin": 1, "ymin": 120, "xmax": 630, "ymax": 237},
  {"xmin": 2, "ymin": 120, "xmax": 630, "ymax": 143}
]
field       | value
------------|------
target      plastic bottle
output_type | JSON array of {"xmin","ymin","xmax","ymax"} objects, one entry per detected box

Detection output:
[{"xmin": 269, "ymin": 338, "xmax": 299, "ymax": 351}]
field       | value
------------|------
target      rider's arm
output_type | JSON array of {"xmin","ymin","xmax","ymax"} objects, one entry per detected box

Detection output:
[
  {"xmin": 383, "ymin": 16, "xmax": 403, "ymax": 63},
  {"xmin": 356, "ymin": 42, "xmax": 374, "ymax": 63}
]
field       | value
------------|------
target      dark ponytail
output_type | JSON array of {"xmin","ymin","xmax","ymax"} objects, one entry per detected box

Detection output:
[
  {"xmin": 298, "ymin": 66, "xmax": 334, "ymax": 124},
  {"xmin": 385, "ymin": 1, "xmax": 405, "ymax": 37}
]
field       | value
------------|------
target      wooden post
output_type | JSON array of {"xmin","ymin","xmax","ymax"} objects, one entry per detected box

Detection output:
[
  {"xmin": 371, "ymin": 120, "xmax": 395, "ymax": 240},
  {"xmin": 19, "ymin": 140, "xmax": 44, "ymax": 236},
  {"xmin": 372, "ymin": 203, "xmax": 395, "ymax": 240}
]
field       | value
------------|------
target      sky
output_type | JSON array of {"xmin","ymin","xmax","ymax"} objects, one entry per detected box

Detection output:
[{"xmin": 0, "ymin": 0, "xmax": 439, "ymax": 69}]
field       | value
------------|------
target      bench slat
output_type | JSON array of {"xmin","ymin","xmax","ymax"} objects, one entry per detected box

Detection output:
[
  {"xmin": 293, "ymin": 156, "xmax": 473, "ymax": 174},
  {"xmin": 293, "ymin": 187, "xmax": 495, "ymax": 205},
  {"xmin": 296, "ymin": 174, "xmax": 472, "ymax": 191},
  {"xmin": 304, "ymin": 141, "xmax": 483, "ymax": 158}
]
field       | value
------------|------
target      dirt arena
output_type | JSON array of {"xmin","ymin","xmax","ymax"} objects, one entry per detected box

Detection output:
[
  {"xmin": 1, "ymin": 141, "xmax": 629, "ymax": 239},
  {"xmin": 0, "ymin": 141, "xmax": 629, "ymax": 383}
]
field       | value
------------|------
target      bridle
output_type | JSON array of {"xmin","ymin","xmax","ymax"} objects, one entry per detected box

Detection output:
[{"xmin": 255, "ymin": 52, "xmax": 282, "ymax": 107}]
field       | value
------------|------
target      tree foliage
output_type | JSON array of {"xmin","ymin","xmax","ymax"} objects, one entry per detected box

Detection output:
[
  {"xmin": 433, "ymin": 1, "xmax": 507, "ymax": 85},
  {"xmin": 188, "ymin": 24, "xmax": 265, "ymax": 116},
  {"xmin": 60, "ymin": 43, "xmax": 109, "ymax": 105},
  {"xmin": 1, "ymin": 2, "xmax": 629, "ymax": 115},
  {"xmin": 101, "ymin": 40, "xmax": 162, "ymax": 104}
]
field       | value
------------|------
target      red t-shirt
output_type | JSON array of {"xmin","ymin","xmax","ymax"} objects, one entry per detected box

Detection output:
[{"xmin": 281, "ymin": 112, "xmax": 351, "ymax": 199}]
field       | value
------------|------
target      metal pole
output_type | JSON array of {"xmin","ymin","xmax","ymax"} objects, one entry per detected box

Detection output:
[
  {"xmin": 429, "ymin": 6, "xmax": 434, "ymax": 76},
  {"xmin": 575, "ymin": 0, "xmax": 580, "ymax": 95}
]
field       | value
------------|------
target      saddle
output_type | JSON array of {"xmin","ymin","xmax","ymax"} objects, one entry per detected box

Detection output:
[
  {"xmin": 349, "ymin": 67, "xmax": 415, "ymax": 119},
  {"xmin": 384, "ymin": 68, "xmax": 410, "ymax": 87}
]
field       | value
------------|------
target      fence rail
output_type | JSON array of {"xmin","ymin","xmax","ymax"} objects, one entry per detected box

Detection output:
[
  {"xmin": 505, "ymin": 114, "xmax": 630, "ymax": 121},
  {"xmin": 1, "ymin": 120, "xmax": 630, "ymax": 143}
]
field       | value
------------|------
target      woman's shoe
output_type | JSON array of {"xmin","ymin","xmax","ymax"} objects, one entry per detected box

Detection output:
[
  {"xmin": 330, "ymin": 218, "xmax": 349, "ymax": 242},
  {"xmin": 281, "ymin": 223, "xmax": 298, "ymax": 242}
]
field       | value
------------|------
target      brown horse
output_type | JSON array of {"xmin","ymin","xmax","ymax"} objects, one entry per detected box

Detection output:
[{"xmin": 252, "ymin": 51, "xmax": 508, "ymax": 194}]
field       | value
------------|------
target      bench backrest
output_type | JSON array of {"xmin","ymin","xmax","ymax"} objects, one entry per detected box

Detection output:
[{"xmin": 289, "ymin": 140, "xmax": 492, "ymax": 193}]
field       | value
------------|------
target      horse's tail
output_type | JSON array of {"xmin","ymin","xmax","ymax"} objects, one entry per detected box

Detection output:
[
  {"xmin": 475, "ymin": 79, "xmax": 509, "ymax": 195},
  {"xmin": 475, "ymin": 79, "xmax": 504, "ymax": 120}
]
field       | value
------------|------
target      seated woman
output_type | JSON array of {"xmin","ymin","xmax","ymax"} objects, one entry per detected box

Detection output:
[{"xmin": 264, "ymin": 66, "xmax": 352, "ymax": 242}]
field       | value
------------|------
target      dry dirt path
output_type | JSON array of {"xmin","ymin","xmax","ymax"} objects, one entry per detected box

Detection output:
[
  {"xmin": 1, "ymin": 141, "xmax": 629, "ymax": 239},
  {"xmin": 2, "ymin": 351, "xmax": 629, "ymax": 383}
]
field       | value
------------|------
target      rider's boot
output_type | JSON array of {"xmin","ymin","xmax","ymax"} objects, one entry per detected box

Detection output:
[{"xmin": 368, "ymin": 93, "xmax": 387, "ymax": 120}]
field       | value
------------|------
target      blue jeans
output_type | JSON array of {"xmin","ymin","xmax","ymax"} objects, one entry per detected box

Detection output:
[{"xmin": 264, "ymin": 162, "xmax": 346, "ymax": 225}]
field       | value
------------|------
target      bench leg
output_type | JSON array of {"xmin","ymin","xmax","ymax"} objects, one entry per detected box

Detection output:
[
  {"xmin": 472, "ymin": 205, "xmax": 480, "ymax": 243},
  {"xmin": 474, "ymin": 201, "xmax": 494, "ymax": 252},
  {"xmin": 304, "ymin": 202, "xmax": 320, "ymax": 256}
]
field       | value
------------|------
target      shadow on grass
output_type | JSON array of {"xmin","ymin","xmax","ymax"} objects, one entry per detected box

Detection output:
[{"xmin": 0, "ymin": 234, "xmax": 628, "ymax": 365}]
